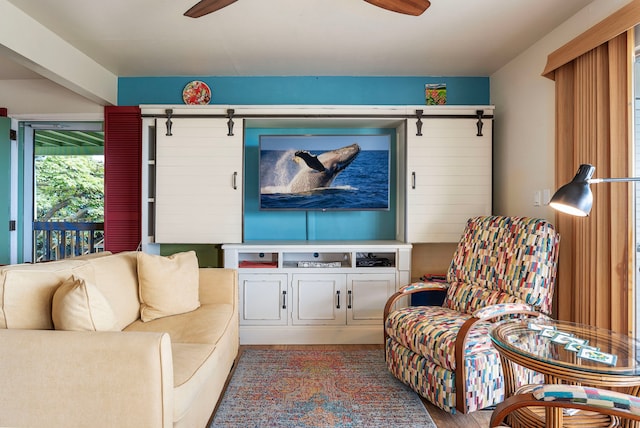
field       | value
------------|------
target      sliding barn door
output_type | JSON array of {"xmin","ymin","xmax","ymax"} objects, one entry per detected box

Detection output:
[
  {"xmin": 406, "ymin": 116, "xmax": 492, "ymax": 242},
  {"xmin": 154, "ymin": 118, "xmax": 243, "ymax": 243}
]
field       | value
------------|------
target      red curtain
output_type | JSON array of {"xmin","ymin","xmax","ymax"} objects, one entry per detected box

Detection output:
[{"xmin": 104, "ymin": 106, "xmax": 141, "ymax": 253}]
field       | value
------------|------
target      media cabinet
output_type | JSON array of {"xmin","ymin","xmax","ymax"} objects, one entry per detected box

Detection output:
[{"xmin": 223, "ymin": 241, "xmax": 412, "ymax": 344}]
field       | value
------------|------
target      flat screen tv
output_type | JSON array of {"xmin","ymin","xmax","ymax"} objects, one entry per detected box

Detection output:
[{"xmin": 259, "ymin": 134, "xmax": 391, "ymax": 211}]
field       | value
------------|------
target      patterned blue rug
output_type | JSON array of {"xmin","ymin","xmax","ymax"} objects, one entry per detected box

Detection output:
[{"xmin": 210, "ymin": 348, "xmax": 437, "ymax": 427}]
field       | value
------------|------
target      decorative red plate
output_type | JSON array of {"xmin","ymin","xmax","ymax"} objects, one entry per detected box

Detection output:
[{"xmin": 182, "ymin": 80, "xmax": 211, "ymax": 105}]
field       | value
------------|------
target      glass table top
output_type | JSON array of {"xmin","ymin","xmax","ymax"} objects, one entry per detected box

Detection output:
[{"xmin": 490, "ymin": 319, "xmax": 640, "ymax": 376}]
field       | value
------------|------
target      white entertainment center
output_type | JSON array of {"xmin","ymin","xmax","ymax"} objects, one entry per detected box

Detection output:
[
  {"xmin": 223, "ymin": 241, "xmax": 412, "ymax": 344},
  {"xmin": 140, "ymin": 104, "xmax": 493, "ymax": 344}
]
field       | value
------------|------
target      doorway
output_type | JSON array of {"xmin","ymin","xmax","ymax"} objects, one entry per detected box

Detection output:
[{"xmin": 22, "ymin": 122, "xmax": 104, "ymax": 262}]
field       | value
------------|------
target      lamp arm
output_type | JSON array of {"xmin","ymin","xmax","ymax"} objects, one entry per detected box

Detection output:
[{"xmin": 589, "ymin": 177, "xmax": 640, "ymax": 184}]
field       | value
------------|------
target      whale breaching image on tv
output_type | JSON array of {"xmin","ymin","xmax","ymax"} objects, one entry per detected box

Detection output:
[{"xmin": 259, "ymin": 134, "xmax": 391, "ymax": 211}]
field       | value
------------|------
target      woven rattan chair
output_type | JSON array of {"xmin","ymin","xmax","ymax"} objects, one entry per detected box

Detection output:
[
  {"xmin": 384, "ymin": 216, "xmax": 560, "ymax": 413},
  {"xmin": 490, "ymin": 384, "xmax": 640, "ymax": 427}
]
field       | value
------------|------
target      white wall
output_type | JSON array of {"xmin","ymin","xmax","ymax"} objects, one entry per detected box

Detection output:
[
  {"xmin": 490, "ymin": 0, "xmax": 632, "ymax": 222},
  {"xmin": 0, "ymin": 78, "xmax": 103, "ymax": 118},
  {"xmin": 0, "ymin": 0, "xmax": 117, "ymax": 107}
]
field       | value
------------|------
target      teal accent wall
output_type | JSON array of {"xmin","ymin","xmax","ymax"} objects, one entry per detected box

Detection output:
[
  {"xmin": 118, "ymin": 75, "xmax": 489, "ymax": 244},
  {"xmin": 243, "ymin": 128, "xmax": 397, "ymax": 241},
  {"xmin": 0, "ymin": 118, "xmax": 10, "ymax": 264},
  {"xmin": 118, "ymin": 76, "xmax": 489, "ymax": 106}
]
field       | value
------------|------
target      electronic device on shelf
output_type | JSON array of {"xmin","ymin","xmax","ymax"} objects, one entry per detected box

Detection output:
[
  {"xmin": 356, "ymin": 257, "xmax": 392, "ymax": 267},
  {"xmin": 297, "ymin": 261, "xmax": 342, "ymax": 268}
]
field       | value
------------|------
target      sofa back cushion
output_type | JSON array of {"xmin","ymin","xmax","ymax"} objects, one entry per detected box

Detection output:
[
  {"xmin": 0, "ymin": 252, "xmax": 141, "ymax": 331},
  {"xmin": 445, "ymin": 216, "xmax": 560, "ymax": 315},
  {"xmin": 70, "ymin": 251, "xmax": 141, "ymax": 330},
  {"xmin": 0, "ymin": 260, "xmax": 85, "ymax": 329}
]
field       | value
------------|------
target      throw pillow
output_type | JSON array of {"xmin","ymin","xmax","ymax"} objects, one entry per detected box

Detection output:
[
  {"xmin": 137, "ymin": 251, "xmax": 200, "ymax": 322},
  {"xmin": 52, "ymin": 275, "xmax": 118, "ymax": 331}
]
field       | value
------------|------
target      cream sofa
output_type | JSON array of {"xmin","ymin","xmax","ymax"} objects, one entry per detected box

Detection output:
[{"xmin": 0, "ymin": 250, "xmax": 239, "ymax": 428}]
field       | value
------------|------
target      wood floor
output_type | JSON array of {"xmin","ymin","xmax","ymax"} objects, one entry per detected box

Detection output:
[
  {"xmin": 423, "ymin": 400, "xmax": 493, "ymax": 428},
  {"xmin": 236, "ymin": 344, "xmax": 496, "ymax": 428}
]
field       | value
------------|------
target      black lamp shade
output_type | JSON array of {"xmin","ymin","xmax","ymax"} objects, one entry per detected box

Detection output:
[{"xmin": 549, "ymin": 164, "xmax": 595, "ymax": 216}]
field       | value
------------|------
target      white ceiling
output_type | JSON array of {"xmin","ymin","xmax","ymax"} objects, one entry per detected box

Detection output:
[{"xmin": 2, "ymin": 0, "xmax": 596, "ymax": 81}]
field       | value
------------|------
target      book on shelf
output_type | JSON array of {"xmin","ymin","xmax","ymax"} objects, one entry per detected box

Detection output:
[{"xmin": 239, "ymin": 261, "xmax": 278, "ymax": 268}]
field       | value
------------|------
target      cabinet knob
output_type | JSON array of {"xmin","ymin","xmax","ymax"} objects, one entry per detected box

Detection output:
[
  {"xmin": 336, "ymin": 290, "xmax": 341, "ymax": 309},
  {"xmin": 232, "ymin": 171, "xmax": 238, "ymax": 190},
  {"xmin": 282, "ymin": 290, "xmax": 287, "ymax": 309},
  {"xmin": 347, "ymin": 290, "xmax": 352, "ymax": 309}
]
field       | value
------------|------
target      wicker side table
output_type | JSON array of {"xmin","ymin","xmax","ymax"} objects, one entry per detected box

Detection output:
[{"xmin": 491, "ymin": 319, "xmax": 640, "ymax": 428}]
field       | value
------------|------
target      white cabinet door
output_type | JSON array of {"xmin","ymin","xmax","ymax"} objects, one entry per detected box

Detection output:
[
  {"xmin": 155, "ymin": 118, "xmax": 243, "ymax": 243},
  {"xmin": 239, "ymin": 274, "xmax": 288, "ymax": 325},
  {"xmin": 347, "ymin": 273, "xmax": 396, "ymax": 325},
  {"xmin": 406, "ymin": 117, "xmax": 492, "ymax": 243},
  {"xmin": 291, "ymin": 274, "xmax": 346, "ymax": 325}
]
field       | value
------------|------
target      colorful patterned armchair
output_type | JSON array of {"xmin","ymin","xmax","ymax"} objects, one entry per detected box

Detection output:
[{"xmin": 384, "ymin": 216, "xmax": 560, "ymax": 413}]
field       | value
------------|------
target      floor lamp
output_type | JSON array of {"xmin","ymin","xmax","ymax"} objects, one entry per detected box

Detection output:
[
  {"xmin": 549, "ymin": 164, "xmax": 640, "ymax": 216},
  {"xmin": 549, "ymin": 164, "xmax": 640, "ymax": 340}
]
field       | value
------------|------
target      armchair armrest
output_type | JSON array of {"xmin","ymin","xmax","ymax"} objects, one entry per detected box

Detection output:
[
  {"xmin": 472, "ymin": 302, "xmax": 539, "ymax": 321},
  {"xmin": 453, "ymin": 303, "xmax": 541, "ymax": 413},
  {"xmin": 400, "ymin": 281, "xmax": 448, "ymax": 293},
  {"xmin": 0, "ymin": 329, "xmax": 173, "ymax": 428},
  {"xmin": 384, "ymin": 281, "xmax": 448, "ymax": 322},
  {"xmin": 383, "ymin": 281, "xmax": 449, "ymax": 345},
  {"xmin": 490, "ymin": 385, "xmax": 640, "ymax": 427}
]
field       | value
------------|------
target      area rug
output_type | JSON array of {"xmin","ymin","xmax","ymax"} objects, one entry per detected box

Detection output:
[{"xmin": 210, "ymin": 348, "xmax": 437, "ymax": 427}]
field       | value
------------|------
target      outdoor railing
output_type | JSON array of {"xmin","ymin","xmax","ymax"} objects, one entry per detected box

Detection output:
[{"xmin": 33, "ymin": 221, "xmax": 104, "ymax": 262}]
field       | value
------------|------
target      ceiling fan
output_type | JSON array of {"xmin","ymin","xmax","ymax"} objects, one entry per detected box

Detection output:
[{"xmin": 184, "ymin": 0, "xmax": 431, "ymax": 18}]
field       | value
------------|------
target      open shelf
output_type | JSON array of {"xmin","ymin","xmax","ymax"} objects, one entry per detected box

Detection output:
[
  {"xmin": 238, "ymin": 251, "xmax": 279, "ymax": 268},
  {"xmin": 231, "ymin": 245, "xmax": 405, "ymax": 272},
  {"xmin": 225, "ymin": 241, "xmax": 410, "ymax": 273},
  {"xmin": 283, "ymin": 252, "xmax": 351, "ymax": 269}
]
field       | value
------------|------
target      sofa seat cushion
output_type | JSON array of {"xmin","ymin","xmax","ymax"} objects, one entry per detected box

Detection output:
[
  {"xmin": 170, "ymin": 343, "xmax": 217, "ymax": 422},
  {"xmin": 125, "ymin": 303, "xmax": 234, "ymax": 345},
  {"xmin": 385, "ymin": 305, "xmax": 495, "ymax": 371}
]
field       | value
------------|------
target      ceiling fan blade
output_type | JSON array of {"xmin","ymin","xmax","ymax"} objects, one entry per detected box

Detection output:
[
  {"xmin": 184, "ymin": 0, "xmax": 238, "ymax": 18},
  {"xmin": 363, "ymin": 0, "xmax": 431, "ymax": 16}
]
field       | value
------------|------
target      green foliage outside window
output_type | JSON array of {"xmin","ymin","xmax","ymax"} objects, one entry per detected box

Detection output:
[{"xmin": 35, "ymin": 155, "xmax": 104, "ymax": 222}]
